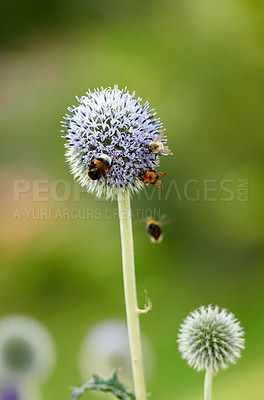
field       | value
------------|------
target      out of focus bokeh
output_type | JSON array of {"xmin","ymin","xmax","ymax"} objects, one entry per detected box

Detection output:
[{"xmin": 0, "ymin": 0, "xmax": 263, "ymax": 399}]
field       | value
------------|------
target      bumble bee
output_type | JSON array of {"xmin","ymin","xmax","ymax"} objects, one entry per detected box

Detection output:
[
  {"xmin": 146, "ymin": 220, "xmax": 163, "ymax": 243},
  {"xmin": 139, "ymin": 170, "xmax": 166, "ymax": 189},
  {"xmin": 87, "ymin": 154, "xmax": 114, "ymax": 180},
  {"xmin": 150, "ymin": 129, "xmax": 173, "ymax": 156}
]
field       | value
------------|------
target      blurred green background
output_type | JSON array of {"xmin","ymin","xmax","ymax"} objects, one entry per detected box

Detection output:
[{"xmin": 0, "ymin": 0, "xmax": 263, "ymax": 399}]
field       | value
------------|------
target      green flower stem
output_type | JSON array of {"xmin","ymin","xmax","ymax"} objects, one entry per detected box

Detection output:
[
  {"xmin": 118, "ymin": 191, "xmax": 147, "ymax": 400},
  {"xmin": 204, "ymin": 368, "xmax": 213, "ymax": 400}
]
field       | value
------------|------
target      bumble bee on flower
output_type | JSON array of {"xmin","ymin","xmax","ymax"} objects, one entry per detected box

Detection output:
[
  {"xmin": 87, "ymin": 154, "xmax": 115, "ymax": 181},
  {"xmin": 139, "ymin": 170, "xmax": 166, "ymax": 189},
  {"xmin": 150, "ymin": 129, "xmax": 173, "ymax": 156},
  {"xmin": 61, "ymin": 86, "xmax": 172, "ymax": 200}
]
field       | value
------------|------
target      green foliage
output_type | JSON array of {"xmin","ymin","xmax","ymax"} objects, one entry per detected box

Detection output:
[{"xmin": 71, "ymin": 370, "xmax": 135, "ymax": 400}]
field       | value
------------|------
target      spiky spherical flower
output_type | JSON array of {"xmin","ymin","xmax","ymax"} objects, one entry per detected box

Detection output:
[
  {"xmin": 0, "ymin": 315, "xmax": 56, "ymax": 381},
  {"xmin": 178, "ymin": 305, "xmax": 245, "ymax": 372},
  {"xmin": 61, "ymin": 85, "xmax": 168, "ymax": 200}
]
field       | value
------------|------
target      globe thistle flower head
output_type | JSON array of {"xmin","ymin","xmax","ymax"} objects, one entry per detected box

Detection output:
[
  {"xmin": 61, "ymin": 86, "xmax": 169, "ymax": 200},
  {"xmin": 178, "ymin": 305, "xmax": 245, "ymax": 373},
  {"xmin": 0, "ymin": 316, "xmax": 56, "ymax": 381}
]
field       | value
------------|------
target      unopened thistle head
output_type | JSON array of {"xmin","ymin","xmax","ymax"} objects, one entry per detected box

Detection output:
[
  {"xmin": 0, "ymin": 315, "xmax": 56, "ymax": 381},
  {"xmin": 61, "ymin": 85, "xmax": 170, "ymax": 200},
  {"xmin": 178, "ymin": 305, "xmax": 245, "ymax": 372}
]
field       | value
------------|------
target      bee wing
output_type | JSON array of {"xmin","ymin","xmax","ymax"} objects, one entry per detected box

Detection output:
[
  {"xmin": 154, "ymin": 172, "xmax": 166, "ymax": 189},
  {"xmin": 154, "ymin": 180, "xmax": 163, "ymax": 189},
  {"xmin": 160, "ymin": 129, "xmax": 166, "ymax": 138},
  {"xmin": 156, "ymin": 129, "xmax": 166, "ymax": 141},
  {"xmin": 158, "ymin": 214, "xmax": 171, "ymax": 225},
  {"xmin": 134, "ymin": 217, "xmax": 148, "ymax": 225},
  {"xmin": 160, "ymin": 219, "xmax": 171, "ymax": 226},
  {"xmin": 162, "ymin": 147, "xmax": 173, "ymax": 156}
]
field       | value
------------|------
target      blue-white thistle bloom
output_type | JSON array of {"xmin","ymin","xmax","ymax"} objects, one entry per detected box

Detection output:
[
  {"xmin": 0, "ymin": 316, "xmax": 56, "ymax": 381},
  {"xmin": 178, "ymin": 305, "xmax": 245, "ymax": 373},
  {"xmin": 61, "ymin": 85, "xmax": 168, "ymax": 200}
]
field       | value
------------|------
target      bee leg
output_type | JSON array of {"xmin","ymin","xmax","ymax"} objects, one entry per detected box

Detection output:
[{"xmin": 88, "ymin": 155, "xmax": 95, "ymax": 167}]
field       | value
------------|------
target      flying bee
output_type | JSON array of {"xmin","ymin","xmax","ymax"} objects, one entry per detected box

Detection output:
[
  {"xmin": 150, "ymin": 129, "xmax": 173, "ymax": 156},
  {"xmin": 87, "ymin": 154, "xmax": 114, "ymax": 180},
  {"xmin": 146, "ymin": 219, "xmax": 163, "ymax": 243},
  {"xmin": 139, "ymin": 170, "xmax": 166, "ymax": 189}
]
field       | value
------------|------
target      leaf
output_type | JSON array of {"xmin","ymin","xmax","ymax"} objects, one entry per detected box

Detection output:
[{"xmin": 71, "ymin": 369, "xmax": 135, "ymax": 400}]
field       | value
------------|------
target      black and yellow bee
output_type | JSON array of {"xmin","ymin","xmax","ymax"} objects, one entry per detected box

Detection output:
[
  {"xmin": 139, "ymin": 170, "xmax": 166, "ymax": 189},
  {"xmin": 150, "ymin": 130, "xmax": 173, "ymax": 156},
  {"xmin": 146, "ymin": 220, "xmax": 163, "ymax": 243},
  {"xmin": 87, "ymin": 154, "xmax": 114, "ymax": 180}
]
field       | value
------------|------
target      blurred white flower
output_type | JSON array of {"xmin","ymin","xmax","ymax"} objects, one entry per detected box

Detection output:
[
  {"xmin": 0, "ymin": 315, "xmax": 56, "ymax": 382},
  {"xmin": 79, "ymin": 320, "xmax": 155, "ymax": 384},
  {"xmin": 178, "ymin": 305, "xmax": 245, "ymax": 372},
  {"xmin": 0, "ymin": 379, "xmax": 41, "ymax": 400}
]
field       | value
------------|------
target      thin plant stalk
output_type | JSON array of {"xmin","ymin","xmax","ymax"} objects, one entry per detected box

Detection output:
[
  {"xmin": 204, "ymin": 368, "xmax": 213, "ymax": 400},
  {"xmin": 118, "ymin": 190, "xmax": 147, "ymax": 400}
]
